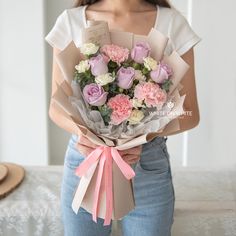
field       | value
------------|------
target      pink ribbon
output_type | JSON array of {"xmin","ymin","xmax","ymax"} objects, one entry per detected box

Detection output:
[{"xmin": 75, "ymin": 145, "xmax": 135, "ymax": 226}]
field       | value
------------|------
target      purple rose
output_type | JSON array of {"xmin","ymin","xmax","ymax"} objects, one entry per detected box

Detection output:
[
  {"xmin": 89, "ymin": 54, "xmax": 108, "ymax": 76},
  {"xmin": 117, "ymin": 67, "xmax": 135, "ymax": 89},
  {"xmin": 83, "ymin": 83, "xmax": 108, "ymax": 106},
  {"xmin": 150, "ymin": 63, "xmax": 173, "ymax": 83},
  {"xmin": 131, "ymin": 42, "xmax": 151, "ymax": 63}
]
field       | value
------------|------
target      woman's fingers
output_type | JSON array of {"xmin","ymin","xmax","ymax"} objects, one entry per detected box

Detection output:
[
  {"xmin": 75, "ymin": 137, "xmax": 142, "ymax": 164},
  {"xmin": 77, "ymin": 136, "xmax": 143, "ymax": 155},
  {"xmin": 126, "ymin": 159, "xmax": 139, "ymax": 165},
  {"xmin": 75, "ymin": 143, "xmax": 94, "ymax": 157},
  {"xmin": 119, "ymin": 145, "xmax": 142, "ymax": 156},
  {"xmin": 124, "ymin": 157, "xmax": 140, "ymax": 165},
  {"xmin": 118, "ymin": 145, "xmax": 142, "ymax": 165},
  {"xmin": 122, "ymin": 154, "xmax": 140, "ymax": 165},
  {"xmin": 122, "ymin": 154, "xmax": 138, "ymax": 160}
]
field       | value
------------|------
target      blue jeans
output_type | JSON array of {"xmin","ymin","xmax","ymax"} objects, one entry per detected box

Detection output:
[{"xmin": 61, "ymin": 134, "xmax": 175, "ymax": 236}]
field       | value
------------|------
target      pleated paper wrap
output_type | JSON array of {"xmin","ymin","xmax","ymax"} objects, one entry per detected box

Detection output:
[{"xmin": 48, "ymin": 20, "xmax": 189, "ymax": 225}]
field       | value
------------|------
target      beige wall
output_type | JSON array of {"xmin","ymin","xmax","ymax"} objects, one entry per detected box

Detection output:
[
  {"xmin": 0, "ymin": 0, "xmax": 48, "ymax": 165},
  {"xmin": 44, "ymin": 0, "xmax": 74, "ymax": 165},
  {"xmin": 169, "ymin": 0, "xmax": 236, "ymax": 170}
]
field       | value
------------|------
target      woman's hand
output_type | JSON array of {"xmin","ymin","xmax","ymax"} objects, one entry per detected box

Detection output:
[
  {"xmin": 75, "ymin": 135, "xmax": 99, "ymax": 157},
  {"xmin": 75, "ymin": 135, "xmax": 142, "ymax": 165},
  {"xmin": 118, "ymin": 145, "xmax": 142, "ymax": 165}
]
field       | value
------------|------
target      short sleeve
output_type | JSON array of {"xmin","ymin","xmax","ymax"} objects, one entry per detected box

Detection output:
[
  {"xmin": 44, "ymin": 10, "xmax": 72, "ymax": 51},
  {"xmin": 169, "ymin": 10, "xmax": 202, "ymax": 55}
]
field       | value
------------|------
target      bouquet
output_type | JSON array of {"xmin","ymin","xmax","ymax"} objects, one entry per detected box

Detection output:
[
  {"xmin": 74, "ymin": 41, "xmax": 173, "ymax": 127},
  {"xmin": 49, "ymin": 20, "xmax": 189, "ymax": 225}
]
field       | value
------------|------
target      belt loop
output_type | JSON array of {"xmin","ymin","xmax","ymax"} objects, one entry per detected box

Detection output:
[{"xmin": 164, "ymin": 136, "xmax": 168, "ymax": 142}]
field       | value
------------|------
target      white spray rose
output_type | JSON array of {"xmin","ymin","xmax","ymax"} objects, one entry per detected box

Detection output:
[
  {"xmin": 128, "ymin": 109, "xmax": 145, "ymax": 125},
  {"xmin": 143, "ymin": 56, "xmax": 158, "ymax": 71},
  {"xmin": 95, "ymin": 73, "xmax": 115, "ymax": 86},
  {"xmin": 80, "ymin": 43, "xmax": 99, "ymax": 55},
  {"xmin": 134, "ymin": 70, "xmax": 146, "ymax": 81},
  {"xmin": 132, "ymin": 98, "xmax": 145, "ymax": 109},
  {"xmin": 75, "ymin": 60, "xmax": 90, "ymax": 73}
]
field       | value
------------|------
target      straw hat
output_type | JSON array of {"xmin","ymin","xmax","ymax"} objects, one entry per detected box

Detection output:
[{"xmin": 0, "ymin": 162, "xmax": 25, "ymax": 200}]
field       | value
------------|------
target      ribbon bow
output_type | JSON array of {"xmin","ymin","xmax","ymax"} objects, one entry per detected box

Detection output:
[{"xmin": 72, "ymin": 145, "xmax": 135, "ymax": 226}]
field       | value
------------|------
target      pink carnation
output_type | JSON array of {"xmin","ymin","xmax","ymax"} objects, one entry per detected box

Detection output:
[
  {"xmin": 100, "ymin": 44, "xmax": 129, "ymax": 65},
  {"xmin": 134, "ymin": 82, "xmax": 167, "ymax": 108},
  {"xmin": 107, "ymin": 94, "xmax": 133, "ymax": 125}
]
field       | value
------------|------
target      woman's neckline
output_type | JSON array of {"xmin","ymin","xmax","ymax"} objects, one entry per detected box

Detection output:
[{"xmin": 82, "ymin": 4, "xmax": 160, "ymax": 36}]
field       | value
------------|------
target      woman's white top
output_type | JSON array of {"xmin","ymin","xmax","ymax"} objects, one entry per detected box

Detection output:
[{"xmin": 45, "ymin": 5, "xmax": 201, "ymax": 56}]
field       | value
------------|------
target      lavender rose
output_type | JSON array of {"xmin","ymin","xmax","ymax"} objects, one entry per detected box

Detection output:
[
  {"xmin": 83, "ymin": 83, "xmax": 108, "ymax": 106},
  {"xmin": 150, "ymin": 63, "xmax": 173, "ymax": 83},
  {"xmin": 131, "ymin": 42, "xmax": 151, "ymax": 63},
  {"xmin": 89, "ymin": 54, "xmax": 108, "ymax": 76},
  {"xmin": 117, "ymin": 67, "xmax": 135, "ymax": 89}
]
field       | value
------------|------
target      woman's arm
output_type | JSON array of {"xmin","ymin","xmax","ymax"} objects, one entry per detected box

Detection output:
[
  {"xmin": 50, "ymin": 47, "xmax": 61, "ymax": 96},
  {"xmin": 48, "ymin": 47, "xmax": 78, "ymax": 134},
  {"xmin": 48, "ymin": 47, "xmax": 61, "ymax": 122},
  {"xmin": 158, "ymin": 48, "xmax": 200, "ymax": 136}
]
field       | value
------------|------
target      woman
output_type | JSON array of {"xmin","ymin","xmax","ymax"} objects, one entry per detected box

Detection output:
[{"xmin": 45, "ymin": 0, "xmax": 201, "ymax": 235}]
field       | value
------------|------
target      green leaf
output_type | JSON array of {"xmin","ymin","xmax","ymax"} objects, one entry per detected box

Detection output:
[
  {"xmin": 119, "ymin": 88, "xmax": 124, "ymax": 93},
  {"xmin": 132, "ymin": 62, "xmax": 142, "ymax": 70},
  {"xmin": 103, "ymin": 84, "xmax": 110, "ymax": 92},
  {"xmin": 161, "ymin": 79, "xmax": 173, "ymax": 92},
  {"xmin": 142, "ymin": 67, "xmax": 149, "ymax": 75},
  {"xmin": 97, "ymin": 104, "xmax": 112, "ymax": 125},
  {"xmin": 73, "ymin": 69, "xmax": 95, "ymax": 91}
]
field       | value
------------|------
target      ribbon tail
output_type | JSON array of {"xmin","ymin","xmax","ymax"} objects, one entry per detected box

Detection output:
[
  {"xmin": 71, "ymin": 158, "xmax": 99, "ymax": 214},
  {"xmin": 104, "ymin": 147, "xmax": 113, "ymax": 226},
  {"xmin": 75, "ymin": 146, "xmax": 104, "ymax": 177},
  {"xmin": 72, "ymin": 146, "xmax": 104, "ymax": 214},
  {"xmin": 92, "ymin": 148, "xmax": 106, "ymax": 223},
  {"xmin": 111, "ymin": 148, "xmax": 135, "ymax": 179}
]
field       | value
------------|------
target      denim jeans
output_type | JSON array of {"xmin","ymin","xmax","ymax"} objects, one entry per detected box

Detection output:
[{"xmin": 61, "ymin": 134, "xmax": 175, "ymax": 236}]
